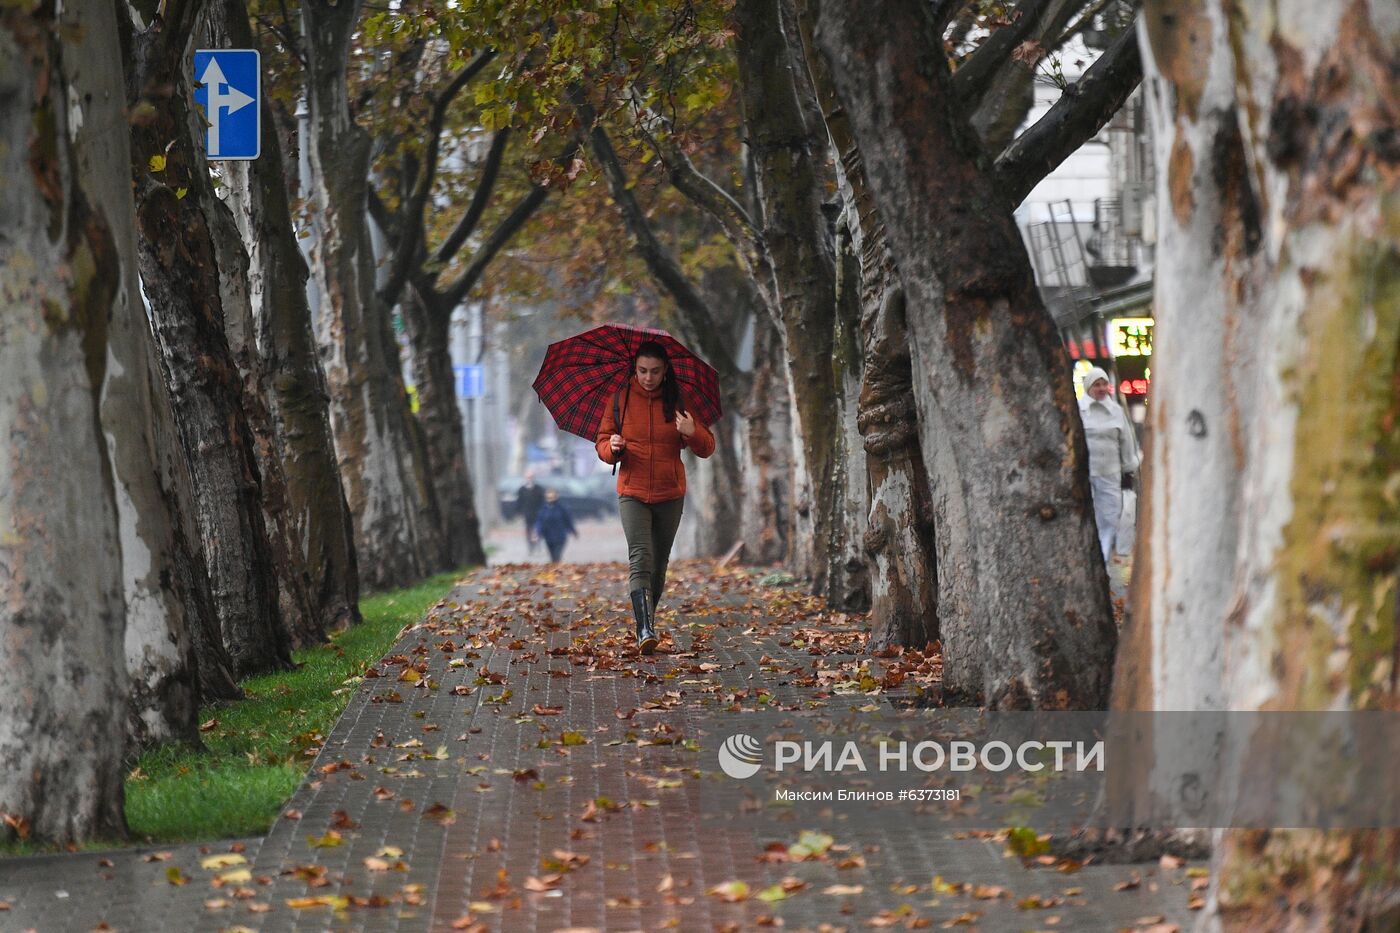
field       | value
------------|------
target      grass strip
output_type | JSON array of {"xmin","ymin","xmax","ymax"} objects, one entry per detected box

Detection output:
[{"xmin": 123, "ymin": 569, "xmax": 465, "ymax": 843}]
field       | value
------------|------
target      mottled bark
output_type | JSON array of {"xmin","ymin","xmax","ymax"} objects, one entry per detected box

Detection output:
[
  {"xmin": 302, "ymin": 0, "xmax": 448, "ymax": 589},
  {"xmin": 122, "ymin": 0, "xmax": 293, "ymax": 678},
  {"xmin": 696, "ymin": 415, "xmax": 746, "ymax": 557},
  {"xmin": 0, "ymin": 0, "xmax": 129, "ymax": 841},
  {"xmin": 62, "ymin": 0, "xmax": 219, "ymax": 743},
  {"xmin": 402, "ymin": 290, "xmax": 486, "ymax": 568},
  {"xmin": 853, "ymin": 251, "xmax": 940, "ymax": 651},
  {"xmin": 740, "ymin": 316, "xmax": 797, "ymax": 566},
  {"xmin": 735, "ymin": 0, "xmax": 844, "ymax": 596},
  {"xmin": 829, "ymin": 218, "xmax": 871, "ymax": 611},
  {"xmin": 208, "ymin": 0, "xmax": 362, "ymax": 637},
  {"xmin": 811, "ymin": 0, "xmax": 1116, "ymax": 708},
  {"xmin": 1136, "ymin": 0, "xmax": 1399, "ymax": 926},
  {"xmin": 203, "ymin": 155, "xmax": 324, "ymax": 648},
  {"xmin": 795, "ymin": 0, "xmax": 936, "ymax": 635},
  {"xmin": 959, "ymin": 0, "xmax": 1085, "ymax": 154}
]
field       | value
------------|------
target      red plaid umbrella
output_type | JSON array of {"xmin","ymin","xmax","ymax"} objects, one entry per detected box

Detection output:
[{"xmin": 532, "ymin": 324, "xmax": 722, "ymax": 440}]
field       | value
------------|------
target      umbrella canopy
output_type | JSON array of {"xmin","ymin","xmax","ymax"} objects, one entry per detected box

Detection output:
[{"xmin": 532, "ymin": 324, "xmax": 722, "ymax": 440}]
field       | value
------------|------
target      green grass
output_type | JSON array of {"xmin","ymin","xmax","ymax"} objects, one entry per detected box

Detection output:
[{"xmin": 123, "ymin": 569, "xmax": 465, "ymax": 844}]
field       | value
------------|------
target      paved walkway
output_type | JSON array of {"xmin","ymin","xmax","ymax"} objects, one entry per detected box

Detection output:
[{"xmin": 0, "ymin": 562, "xmax": 1195, "ymax": 933}]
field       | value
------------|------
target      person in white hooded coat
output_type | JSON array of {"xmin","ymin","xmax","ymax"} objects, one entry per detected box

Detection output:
[{"xmin": 1077, "ymin": 366, "xmax": 1141, "ymax": 563}]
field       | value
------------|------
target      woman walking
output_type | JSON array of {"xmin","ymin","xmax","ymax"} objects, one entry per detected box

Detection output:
[
  {"xmin": 595, "ymin": 341, "xmax": 716, "ymax": 654},
  {"xmin": 533, "ymin": 488, "xmax": 579, "ymax": 563},
  {"xmin": 1078, "ymin": 366, "xmax": 1140, "ymax": 563}
]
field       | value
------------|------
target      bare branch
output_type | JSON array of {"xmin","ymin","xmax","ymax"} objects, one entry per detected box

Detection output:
[
  {"xmin": 1051, "ymin": 0, "xmax": 1123, "ymax": 52},
  {"xmin": 367, "ymin": 187, "xmax": 398, "ymax": 247},
  {"xmin": 579, "ymin": 104, "xmax": 743, "ymax": 384},
  {"xmin": 436, "ymin": 139, "xmax": 582, "ymax": 313},
  {"xmin": 993, "ymin": 23, "xmax": 1141, "ymax": 205},
  {"xmin": 432, "ymin": 128, "xmax": 511, "ymax": 269},
  {"xmin": 377, "ymin": 49, "xmax": 498, "ymax": 309},
  {"xmin": 633, "ymin": 112, "xmax": 761, "ymax": 250},
  {"xmin": 950, "ymin": 0, "xmax": 1053, "ymax": 109}
]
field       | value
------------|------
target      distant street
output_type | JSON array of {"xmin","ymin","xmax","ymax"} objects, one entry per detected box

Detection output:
[{"xmin": 485, "ymin": 516, "xmax": 629, "ymax": 565}]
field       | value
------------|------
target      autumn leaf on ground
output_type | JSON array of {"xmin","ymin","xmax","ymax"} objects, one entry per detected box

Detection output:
[
  {"xmin": 306, "ymin": 830, "xmax": 344, "ymax": 848},
  {"xmin": 199, "ymin": 853, "xmax": 246, "ymax": 870},
  {"xmin": 787, "ymin": 830, "xmax": 835, "ymax": 860},
  {"xmin": 756, "ymin": 884, "xmax": 788, "ymax": 903},
  {"xmin": 286, "ymin": 895, "xmax": 350, "ymax": 910},
  {"xmin": 1005, "ymin": 826, "xmax": 1049, "ymax": 858},
  {"xmin": 932, "ymin": 875, "xmax": 967, "ymax": 895},
  {"xmin": 708, "ymin": 880, "xmax": 749, "ymax": 902},
  {"xmin": 540, "ymin": 849, "xmax": 590, "ymax": 873},
  {"xmin": 524, "ymin": 874, "xmax": 563, "ymax": 892},
  {"xmin": 215, "ymin": 868, "xmax": 252, "ymax": 885},
  {"xmin": 424, "ymin": 802, "xmax": 457, "ymax": 824},
  {"xmin": 165, "ymin": 866, "xmax": 187, "ymax": 886},
  {"xmin": 869, "ymin": 904, "xmax": 922, "ymax": 927},
  {"xmin": 450, "ymin": 918, "xmax": 487, "ymax": 932}
]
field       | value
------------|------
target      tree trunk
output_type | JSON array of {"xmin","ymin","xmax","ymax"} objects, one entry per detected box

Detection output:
[
  {"xmin": 810, "ymin": 0, "xmax": 1116, "ymax": 709},
  {"xmin": 0, "ymin": 0, "xmax": 129, "ymax": 842},
  {"xmin": 965, "ymin": 0, "xmax": 1084, "ymax": 154},
  {"xmin": 828, "ymin": 217, "xmax": 871, "ymax": 610},
  {"xmin": 740, "ymin": 315, "xmax": 797, "ymax": 566},
  {"xmin": 734, "ymin": 0, "xmax": 844, "ymax": 596},
  {"xmin": 403, "ymin": 290, "xmax": 487, "ymax": 568},
  {"xmin": 123, "ymin": 4, "xmax": 293, "ymax": 678},
  {"xmin": 61, "ymin": 0, "xmax": 223, "ymax": 744},
  {"xmin": 210, "ymin": 0, "xmax": 362, "ymax": 637},
  {"xmin": 1136, "ymin": 1, "xmax": 1399, "ymax": 926},
  {"xmin": 202, "ymin": 151, "xmax": 325, "ymax": 648},
  {"xmin": 696, "ymin": 416, "xmax": 746, "ymax": 557},
  {"xmin": 793, "ymin": 0, "xmax": 939, "ymax": 648},
  {"xmin": 302, "ymin": 0, "xmax": 448, "ymax": 589}
]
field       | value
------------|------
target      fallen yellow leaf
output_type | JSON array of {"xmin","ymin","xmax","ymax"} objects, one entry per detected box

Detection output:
[{"xmin": 200, "ymin": 853, "xmax": 247, "ymax": 870}]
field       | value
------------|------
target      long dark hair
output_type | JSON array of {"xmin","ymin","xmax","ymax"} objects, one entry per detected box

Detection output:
[{"xmin": 634, "ymin": 340, "xmax": 687, "ymax": 424}]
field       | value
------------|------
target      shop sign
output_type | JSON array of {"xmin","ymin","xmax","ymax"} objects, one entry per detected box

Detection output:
[{"xmin": 1109, "ymin": 317, "xmax": 1154, "ymax": 358}]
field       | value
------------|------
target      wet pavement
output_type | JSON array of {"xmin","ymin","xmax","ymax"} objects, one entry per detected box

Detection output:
[{"xmin": 0, "ymin": 561, "xmax": 1193, "ymax": 933}]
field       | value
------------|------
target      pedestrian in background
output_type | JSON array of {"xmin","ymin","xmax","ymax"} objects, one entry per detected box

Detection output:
[
  {"xmin": 533, "ymin": 488, "xmax": 578, "ymax": 564},
  {"xmin": 516, "ymin": 469, "xmax": 546, "ymax": 554},
  {"xmin": 596, "ymin": 340, "xmax": 716, "ymax": 655},
  {"xmin": 1078, "ymin": 366, "xmax": 1140, "ymax": 564}
]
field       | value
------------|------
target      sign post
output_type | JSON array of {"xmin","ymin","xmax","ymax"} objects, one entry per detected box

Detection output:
[
  {"xmin": 454, "ymin": 364, "xmax": 484, "ymax": 400},
  {"xmin": 193, "ymin": 50, "xmax": 260, "ymax": 160}
]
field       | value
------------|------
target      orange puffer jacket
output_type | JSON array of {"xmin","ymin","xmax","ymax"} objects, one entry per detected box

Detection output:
[{"xmin": 594, "ymin": 377, "xmax": 716, "ymax": 504}]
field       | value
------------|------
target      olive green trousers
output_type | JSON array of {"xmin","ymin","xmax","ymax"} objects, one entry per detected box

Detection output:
[{"xmin": 618, "ymin": 495, "xmax": 685, "ymax": 604}]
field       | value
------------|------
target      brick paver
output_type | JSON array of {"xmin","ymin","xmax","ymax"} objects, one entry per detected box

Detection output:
[{"xmin": 0, "ymin": 561, "xmax": 1197, "ymax": 933}]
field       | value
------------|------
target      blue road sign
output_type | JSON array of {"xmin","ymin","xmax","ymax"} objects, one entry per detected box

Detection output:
[
  {"xmin": 454, "ymin": 364, "xmax": 484, "ymax": 399},
  {"xmin": 193, "ymin": 49, "xmax": 260, "ymax": 160}
]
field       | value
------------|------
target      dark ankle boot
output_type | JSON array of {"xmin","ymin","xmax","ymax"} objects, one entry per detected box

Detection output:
[{"xmin": 630, "ymin": 588, "xmax": 657, "ymax": 655}]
